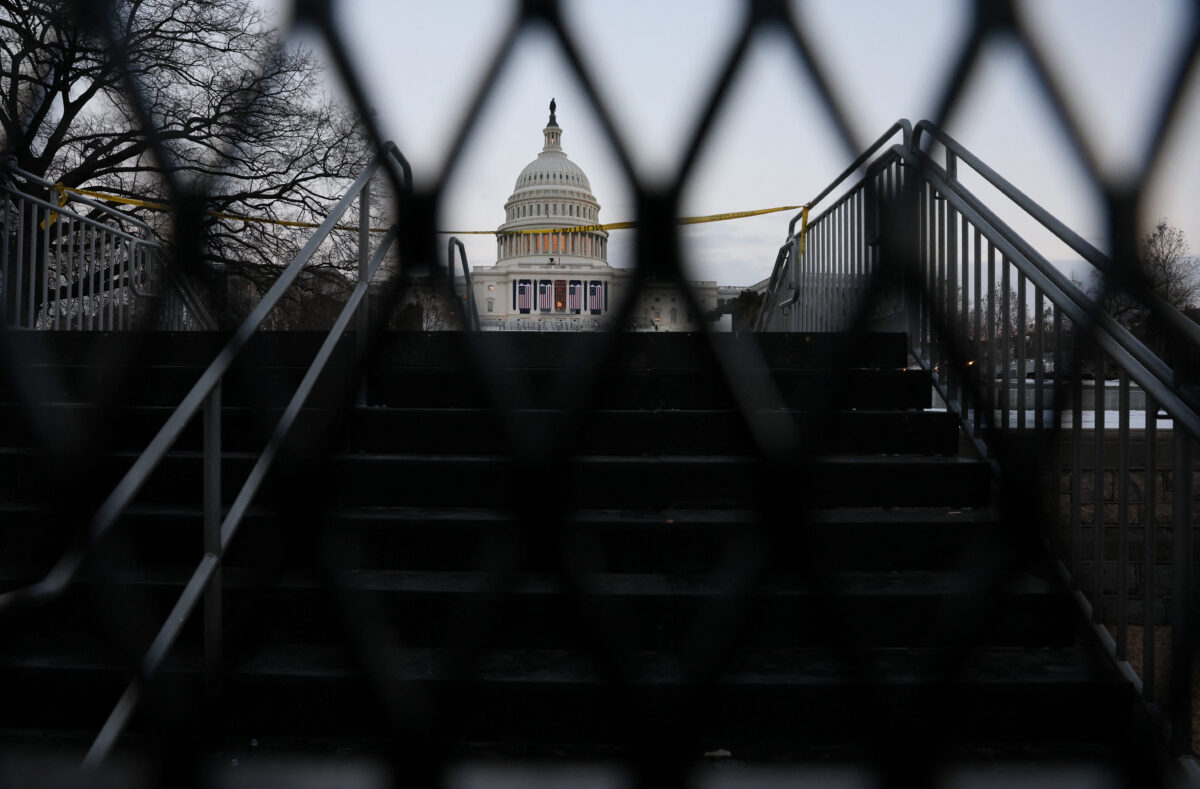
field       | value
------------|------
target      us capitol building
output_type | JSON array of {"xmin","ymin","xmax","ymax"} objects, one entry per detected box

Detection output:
[{"xmin": 469, "ymin": 101, "xmax": 743, "ymax": 331}]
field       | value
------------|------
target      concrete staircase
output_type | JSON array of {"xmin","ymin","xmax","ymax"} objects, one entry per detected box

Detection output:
[{"xmin": 0, "ymin": 331, "xmax": 1135, "ymax": 762}]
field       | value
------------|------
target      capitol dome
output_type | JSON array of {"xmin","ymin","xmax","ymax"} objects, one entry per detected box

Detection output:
[
  {"xmin": 512, "ymin": 149, "xmax": 592, "ymax": 194},
  {"xmin": 494, "ymin": 99, "xmax": 609, "ymax": 266},
  {"xmin": 468, "ymin": 99, "xmax": 736, "ymax": 333}
]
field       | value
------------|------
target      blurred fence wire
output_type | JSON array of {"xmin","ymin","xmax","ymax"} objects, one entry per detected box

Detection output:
[{"xmin": 1, "ymin": 0, "xmax": 1199, "ymax": 787}]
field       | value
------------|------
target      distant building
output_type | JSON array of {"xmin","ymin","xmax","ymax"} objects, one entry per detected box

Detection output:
[{"xmin": 469, "ymin": 101, "xmax": 742, "ymax": 331}]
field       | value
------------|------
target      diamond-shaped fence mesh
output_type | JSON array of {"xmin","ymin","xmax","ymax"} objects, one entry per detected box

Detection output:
[{"xmin": 1, "ymin": 0, "xmax": 1199, "ymax": 786}]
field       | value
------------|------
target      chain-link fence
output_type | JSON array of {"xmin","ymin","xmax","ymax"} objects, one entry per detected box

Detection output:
[{"xmin": 2, "ymin": 0, "xmax": 1200, "ymax": 786}]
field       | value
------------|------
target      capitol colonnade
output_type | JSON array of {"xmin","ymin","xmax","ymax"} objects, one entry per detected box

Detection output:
[{"xmin": 497, "ymin": 233, "xmax": 606, "ymax": 261}]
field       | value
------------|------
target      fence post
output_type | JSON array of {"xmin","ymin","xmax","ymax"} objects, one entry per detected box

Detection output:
[{"xmin": 203, "ymin": 381, "xmax": 222, "ymax": 699}]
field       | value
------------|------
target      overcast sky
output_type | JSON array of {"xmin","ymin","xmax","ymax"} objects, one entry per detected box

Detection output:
[{"xmin": 261, "ymin": 0, "xmax": 1199, "ymax": 287}]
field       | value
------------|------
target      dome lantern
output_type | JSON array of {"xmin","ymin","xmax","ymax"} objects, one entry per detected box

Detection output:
[{"xmin": 543, "ymin": 98, "xmax": 562, "ymax": 151}]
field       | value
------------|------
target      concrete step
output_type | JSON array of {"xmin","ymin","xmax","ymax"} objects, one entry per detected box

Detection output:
[
  {"xmin": 326, "ymin": 454, "xmax": 990, "ymax": 510},
  {"xmin": 0, "ymin": 365, "xmax": 934, "ymax": 410},
  {"xmin": 0, "ymin": 504, "xmax": 1007, "ymax": 573},
  {"xmin": 0, "ymin": 404, "xmax": 961, "ymax": 456},
  {"xmin": 0, "ymin": 449, "xmax": 991, "ymax": 511},
  {"xmin": 0, "ymin": 638, "xmax": 1125, "ymax": 750},
  {"xmin": 0, "ymin": 565, "xmax": 1077, "ymax": 651},
  {"xmin": 0, "ymin": 331, "xmax": 912, "ymax": 370}
]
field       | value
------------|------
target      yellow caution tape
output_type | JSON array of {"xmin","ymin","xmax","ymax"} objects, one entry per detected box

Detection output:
[
  {"xmin": 679, "ymin": 205, "xmax": 801, "ymax": 226},
  {"xmin": 55, "ymin": 184, "xmax": 390, "ymax": 233},
  {"xmin": 54, "ymin": 183, "xmax": 801, "ymax": 237},
  {"xmin": 797, "ymin": 204, "xmax": 810, "ymax": 256},
  {"xmin": 441, "ymin": 205, "xmax": 801, "ymax": 235}
]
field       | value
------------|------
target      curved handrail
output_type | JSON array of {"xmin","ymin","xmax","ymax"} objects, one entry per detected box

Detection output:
[
  {"xmin": 758, "ymin": 142, "xmax": 907, "ymax": 331},
  {"xmin": 805, "ymin": 142, "xmax": 906, "ymax": 231},
  {"xmin": 448, "ymin": 237, "xmax": 480, "ymax": 331},
  {"xmin": 788, "ymin": 119, "xmax": 912, "ymax": 238},
  {"xmin": 911, "ymin": 120, "xmax": 1200, "ymax": 353},
  {"xmin": 757, "ymin": 121, "xmax": 912, "ymax": 332},
  {"xmin": 754, "ymin": 243, "xmax": 793, "ymax": 331}
]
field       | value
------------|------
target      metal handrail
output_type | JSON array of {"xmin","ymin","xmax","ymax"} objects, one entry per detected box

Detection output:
[
  {"xmin": 906, "ymin": 150, "xmax": 1200, "ymax": 439},
  {"xmin": 83, "ymin": 224, "xmax": 399, "ymax": 765},
  {"xmin": 0, "ymin": 142, "xmax": 406, "ymax": 614},
  {"xmin": 899, "ymin": 146, "xmax": 1198, "ymax": 758},
  {"xmin": 760, "ymin": 119, "xmax": 1200, "ymax": 764},
  {"xmin": 757, "ymin": 121, "xmax": 911, "ymax": 332},
  {"xmin": 900, "ymin": 144, "xmax": 1200, "ymax": 432},
  {"xmin": 787, "ymin": 119, "xmax": 912, "ymax": 239},
  {"xmin": 0, "ymin": 186, "xmax": 156, "ymax": 243},
  {"xmin": 0, "ymin": 140, "xmax": 401, "ymax": 599},
  {"xmin": 758, "ymin": 143, "xmax": 907, "ymax": 332},
  {"xmin": 911, "ymin": 120, "xmax": 1200, "ymax": 353},
  {"xmin": 448, "ymin": 236, "xmax": 481, "ymax": 331},
  {"xmin": 72, "ymin": 142, "xmax": 406, "ymax": 763},
  {"xmin": 1, "ymin": 158, "xmax": 158, "ymax": 235},
  {"xmin": 0, "ymin": 166, "xmax": 218, "ymax": 330},
  {"xmin": 754, "ymin": 243, "xmax": 790, "ymax": 331}
]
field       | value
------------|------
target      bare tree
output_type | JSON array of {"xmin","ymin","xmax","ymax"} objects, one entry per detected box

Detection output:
[
  {"xmin": 0, "ymin": 0, "xmax": 370, "ymax": 326},
  {"xmin": 964, "ymin": 285, "xmax": 1027, "ymax": 374},
  {"xmin": 1099, "ymin": 220, "xmax": 1197, "ymax": 331}
]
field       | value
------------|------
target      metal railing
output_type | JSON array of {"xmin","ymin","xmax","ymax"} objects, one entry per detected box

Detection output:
[
  {"xmin": 0, "ymin": 162, "xmax": 216, "ymax": 331},
  {"xmin": 756, "ymin": 120, "xmax": 911, "ymax": 334},
  {"xmin": 0, "ymin": 141, "xmax": 410, "ymax": 763},
  {"xmin": 448, "ymin": 236, "xmax": 481, "ymax": 331},
  {"xmin": 758, "ymin": 118, "xmax": 1200, "ymax": 764}
]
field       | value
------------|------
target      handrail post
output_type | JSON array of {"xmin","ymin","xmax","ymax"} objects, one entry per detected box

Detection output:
[
  {"xmin": 356, "ymin": 178, "xmax": 371, "ymax": 406},
  {"xmin": 203, "ymin": 381, "xmax": 222, "ymax": 699},
  {"xmin": 1170, "ymin": 434, "xmax": 1193, "ymax": 755}
]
